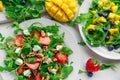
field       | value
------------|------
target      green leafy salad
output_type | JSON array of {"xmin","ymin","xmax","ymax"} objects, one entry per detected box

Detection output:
[
  {"xmin": 0, "ymin": 23, "xmax": 73, "ymax": 80},
  {"xmin": 2, "ymin": 0, "xmax": 45, "ymax": 22},
  {"xmin": 77, "ymin": 0, "xmax": 120, "ymax": 51}
]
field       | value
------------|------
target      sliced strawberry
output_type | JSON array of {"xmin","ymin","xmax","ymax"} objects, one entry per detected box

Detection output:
[
  {"xmin": 38, "ymin": 36, "xmax": 50, "ymax": 45},
  {"xmin": 55, "ymin": 52, "xmax": 68, "ymax": 64},
  {"xmin": 36, "ymin": 71, "xmax": 42, "ymax": 80},
  {"xmin": 26, "ymin": 62, "xmax": 40, "ymax": 70},
  {"xmin": 36, "ymin": 58, "xmax": 42, "ymax": 63},
  {"xmin": 17, "ymin": 66, "xmax": 24, "ymax": 74},
  {"xmin": 34, "ymin": 30, "xmax": 41, "ymax": 38},
  {"xmin": 29, "ymin": 74, "xmax": 35, "ymax": 80},
  {"xmin": 86, "ymin": 58, "xmax": 101, "ymax": 72},
  {"xmin": 14, "ymin": 34, "xmax": 24, "ymax": 47}
]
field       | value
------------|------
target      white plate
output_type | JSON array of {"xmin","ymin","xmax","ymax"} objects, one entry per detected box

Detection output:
[
  {"xmin": 78, "ymin": 0, "xmax": 120, "ymax": 60},
  {"xmin": 0, "ymin": 17, "xmax": 81, "ymax": 80}
]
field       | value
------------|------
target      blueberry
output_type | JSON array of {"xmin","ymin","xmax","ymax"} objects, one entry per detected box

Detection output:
[
  {"xmin": 110, "ymin": 21, "xmax": 115, "ymax": 26},
  {"xmin": 108, "ymin": 9, "xmax": 112, "ymax": 13},
  {"xmin": 105, "ymin": 36, "xmax": 110, "ymax": 41},
  {"xmin": 21, "ymin": 0, "xmax": 26, "ymax": 5},
  {"xmin": 88, "ymin": 29, "xmax": 94, "ymax": 34},
  {"xmin": 98, "ymin": 11, "xmax": 103, "ymax": 16},
  {"xmin": 114, "ymin": 45, "xmax": 119, "ymax": 49},
  {"xmin": 87, "ymin": 72, "xmax": 93, "ymax": 77},
  {"xmin": 102, "ymin": 12, "xmax": 108, "ymax": 18},
  {"xmin": 108, "ymin": 45, "xmax": 114, "ymax": 51},
  {"xmin": 103, "ymin": 27, "xmax": 108, "ymax": 32}
]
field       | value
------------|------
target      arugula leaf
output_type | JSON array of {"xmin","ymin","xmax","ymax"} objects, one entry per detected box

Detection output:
[
  {"xmin": 61, "ymin": 66, "xmax": 73, "ymax": 78},
  {"xmin": 60, "ymin": 47, "xmax": 73, "ymax": 55},
  {"xmin": 21, "ymin": 43, "xmax": 31, "ymax": 55},
  {"xmin": 100, "ymin": 64, "xmax": 116, "ymax": 70},
  {"xmin": 78, "ymin": 69, "xmax": 85, "ymax": 74},
  {"xmin": 0, "ymin": 33, "xmax": 4, "ymax": 42},
  {"xmin": 0, "ymin": 66, "xmax": 4, "ymax": 72},
  {"xmin": 26, "ymin": 57, "xmax": 37, "ymax": 63},
  {"xmin": 78, "ymin": 41, "xmax": 86, "ymax": 46}
]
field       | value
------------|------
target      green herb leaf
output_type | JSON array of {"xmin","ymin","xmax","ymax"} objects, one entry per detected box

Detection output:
[
  {"xmin": 78, "ymin": 69, "xmax": 85, "ymax": 74},
  {"xmin": 60, "ymin": 47, "xmax": 73, "ymax": 55},
  {"xmin": 100, "ymin": 63, "xmax": 116, "ymax": 70},
  {"xmin": 26, "ymin": 57, "xmax": 37, "ymax": 63},
  {"xmin": 61, "ymin": 66, "xmax": 73, "ymax": 78},
  {"xmin": 0, "ymin": 66, "xmax": 4, "ymax": 72},
  {"xmin": 78, "ymin": 41, "xmax": 86, "ymax": 46},
  {"xmin": 21, "ymin": 43, "xmax": 31, "ymax": 55}
]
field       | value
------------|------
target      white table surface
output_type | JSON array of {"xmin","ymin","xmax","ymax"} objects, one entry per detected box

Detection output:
[{"xmin": 0, "ymin": 0, "xmax": 120, "ymax": 80}]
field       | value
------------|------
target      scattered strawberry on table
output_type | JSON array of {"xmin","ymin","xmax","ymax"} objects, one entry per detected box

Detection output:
[
  {"xmin": 79, "ymin": 58, "xmax": 116, "ymax": 77},
  {"xmin": 0, "ymin": 23, "xmax": 73, "ymax": 80}
]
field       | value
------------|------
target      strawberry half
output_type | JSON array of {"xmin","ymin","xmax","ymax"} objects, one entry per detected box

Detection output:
[
  {"xmin": 36, "ymin": 71, "xmax": 42, "ymax": 80},
  {"xmin": 17, "ymin": 66, "xmax": 24, "ymax": 74},
  {"xmin": 86, "ymin": 58, "xmax": 101, "ymax": 72},
  {"xmin": 38, "ymin": 36, "xmax": 50, "ymax": 45},
  {"xmin": 14, "ymin": 34, "xmax": 24, "ymax": 47},
  {"xmin": 55, "ymin": 52, "xmax": 68, "ymax": 64},
  {"xmin": 29, "ymin": 74, "xmax": 35, "ymax": 80},
  {"xmin": 34, "ymin": 30, "xmax": 41, "ymax": 38}
]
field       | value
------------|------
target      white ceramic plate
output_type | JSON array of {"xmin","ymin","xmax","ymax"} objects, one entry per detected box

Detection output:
[
  {"xmin": 0, "ymin": 18, "xmax": 81, "ymax": 80},
  {"xmin": 78, "ymin": 0, "xmax": 120, "ymax": 60}
]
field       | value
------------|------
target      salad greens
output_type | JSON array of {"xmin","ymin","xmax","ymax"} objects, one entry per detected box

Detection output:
[
  {"xmin": 0, "ymin": 23, "xmax": 73, "ymax": 80},
  {"xmin": 2, "ymin": 0, "xmax": 45, "ymax": 23},
  {"xmin": 73, "ymin": 0, "xmax": 120, "ymax": 51}
]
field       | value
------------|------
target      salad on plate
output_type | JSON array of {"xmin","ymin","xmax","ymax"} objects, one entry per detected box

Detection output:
[{"xmin": 0, "ymin": 23, "xmax": 73, "ymax": 80}]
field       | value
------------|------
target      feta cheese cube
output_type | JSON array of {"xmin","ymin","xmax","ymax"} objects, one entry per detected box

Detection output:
[
  {"xmin": 15, "ymin": 58, "xmax": 23, "ymax": 65},
  {"xmin": 33, "ymin": 45, "xmax": 41, "ymax": 52},
  {"xmin": 23, "ymin": 30, "xmax": 30, "ymax": 36},
  {"xmin": 23, "ymin": 69, "xmax": 31, "ymax": 77},
  {"xmin": 56, "ymin": 45, "xmax": 63, "ymax": 50},
  {"xmin": 51, "ymin": 68, "xmax": 57, "ymax": 74},
  {"xmin": 47, "ymin": 32, "xmax": 53, "ymax": 36},
  {"xmin": 15, "ymin": 48, "xmax": 21, "ymax": 54},
  {"xmin": 43, "ymin": 58, "xmax": 52, "ymax": 64}
]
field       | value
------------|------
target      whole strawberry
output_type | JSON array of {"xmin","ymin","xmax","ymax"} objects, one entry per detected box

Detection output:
[{"xmin": 86, "ymin": 58, "xmax": 101, "ymax": 72}]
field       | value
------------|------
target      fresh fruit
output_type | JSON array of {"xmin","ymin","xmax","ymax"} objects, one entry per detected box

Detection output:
[
  {"xmin": 17, "ymin": 66, "xmax": 24, "ymax": 74},
  {"xmin": 0, "ymin": 1, "xmax": 3, "ymax": 11},
  {"xmin": 87, "ymin": 72, "xmax": 93, "ymax": 77},
  {"xmin": 14, "ymin": 34, "xmax": 24, "ymax": 47},
  {"xmin": 26, "ymin": 62, "xmax": 40, "ymax": 70},
  {"xmin": 36, "ymin": 71, "xmax": 42, "ymax": 80},
  {"xmin": 39, "ymin": 36, "xmax": 50, "ymax": 45},
  {"xmin": 45, "ymin": 0, "xmax": 77, "ymax": 22},
  {"xmin": 55, "ymin": 52, "xmax": 68, "ymax": 64},
  {"xmin": 34, "ymin": 30, "xmax": 41, "ymax": 38},
  {"xmin": 86, "ymin": 58, "xmax": 101, "ymax": 72},
  {"xmin": 29, "ymin": 74, "xmax": 35, "ymax": 80},
  {"xmin": 108, "ymin": 45, "xmax": 114, "ymax": 51}
]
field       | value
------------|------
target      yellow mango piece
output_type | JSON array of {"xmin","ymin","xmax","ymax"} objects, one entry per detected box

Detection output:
[
  {"xmin": 86, "ymin": 25, "xmax": 95, "ymax": 31},
  {"xmin": 101, "ymin": 0, "xmax": 108, "ymax": 3},
  {"xmin": 112, "ymin": 5, "xmax": 118, "ymax": 13},
  {"xmin": 91, "ymin": 10, "xmax": 98, "ymax": 14},
  {"xmin": 114, "ymin": 14, "xmax": 120, "ymax": 21},
  {"xmin": 45, "ymin": 0, "xmax": 77, "ymax": 22},
  {"xmin": 0, "ymin": 1, "xmax": 3, "ymax": 11},
  {"xmin": 98, "ymin": 17, "xmax": 107, "ymax": 23},
  {"xmin": 98, "ymin": 1, "xmax": 104, "ymax": 7},
  {"xmin": 109, "ymin": 28, "xmax": 119, "ymax": 35},
  {"xmin": 109, "ymin": 36, "xmax": 114, "ymax": 41},
  {"xmin": 115, "ymin": 21, "xmax": 120, "ymax": 25},
  {"xmin": 108, "ymin": 13, "xmax": 115, "ymax": 19},
  {"xmin": 110, "ymin": 2, "xmax": 115, "ymax": 7}
]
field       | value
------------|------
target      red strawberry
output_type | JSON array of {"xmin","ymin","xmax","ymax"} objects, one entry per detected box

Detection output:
[
  {"xmin": 14, "ymin": 34, "xmax": 24, "ymax": 47},
  {"xmin": 86, "ymin": 58, "xmax": 101, "ymax": 72},
  {"xmin": 38, "ymin": 36, "xmax": 50, "ymax": 45},
  {"xmin": 36, "ymin": 71, "xmax": 42, "ymax": 80},
  {"xmin": 17, "ymin": 66, "xmax": 24, "ymax": 74},
  {"xmin": 29, "ymin": 74, "xmax": 35, "ymax": 80},
  {"xmin": 34, "ymin": 30, "xmax": 41, "ymax": 38},
  {"xmin": 55, "ymin": 52, "xmax": 68, "ymax": 64},
  {"xmin": 26, "ymin": 62, "xmax": 40, "ymax": 70}
]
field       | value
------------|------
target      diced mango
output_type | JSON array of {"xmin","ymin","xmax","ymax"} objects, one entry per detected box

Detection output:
[
  {"xmin": 108, "ymin": 13, "xmax": 115, "ymax": 19},
  {"xmin": 115, "ymin": 21, "xmax": 120, "ymax": 25},
  {"xmin": 86, "ymin": 25, "xmax": 95, "ymax": 31},
  {"xmin": 112, "ymin": 5, "xmax": 118, "ymax": 13},
  {"xmin": 91, "ymin": 10, "xmax": 98, "ymax": 14},
  {"xmin": 109, "ymin": 28, "xmax": 119, "ymax": 35},
  {"xmin": 98, "ymin": 17, "xmax": 107, "ymax": 23},
  {"xmin": 101, "ymin": 0, "xmax": 108, "ymax": 3},
  {"xmin": 0, "ymin": 1, "xmax": 3, "ymax": 11},
  {"xmin": 45, "ymin": 0, "xmax": 77, "ymax": 22},
  {"xmin": 114, "ymin": 14, "xmax": 120, "ymax": 21},
  {"xmin": 110, "ymin": 2, "xmax": 115, "ymax": 7},
  {"xmin": 98, "ymin": 1, "xmax": 104, "ymax": 7}
]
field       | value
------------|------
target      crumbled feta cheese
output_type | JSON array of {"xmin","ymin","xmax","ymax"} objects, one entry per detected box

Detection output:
[
  {"xmin": 23, "ymin": 69, "xmax": 31, "ymax": 77},
  {"xmin": 56, "ymin": 45, "xmax": 63, "ymax": 50},
  {"xmin": 43, "ymin": 58, "xmax": 52, "ymax": 64},
  {"xmin": 47, "ymin": 32, "xmax": 53, "ymax": 36},
  {"xmin": 51, "ymin": 68, "xmax": 57, "ymax": 74},
  {"xmin": 15, "ymin": 58, "xmax": 23, "ymax": 65},
  {"xmin": 33, "ymin": 45, "xmax": 41, "ymax": 52},
  {"xmin": 23, "ymin": 29, "xmax": 30, "ymax": 36},
  {"xmin": 15, "ymin": 48, "xmax": 21, "ymax": 54}
]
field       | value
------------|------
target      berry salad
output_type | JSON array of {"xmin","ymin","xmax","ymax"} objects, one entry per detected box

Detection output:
[
  {"xmin": 81, "ymin": 0, "xmax": 120, "ymax": 51},
  {"xmin": 0, "ymin": 23, "xmax": 73, "ymax": 80}
]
